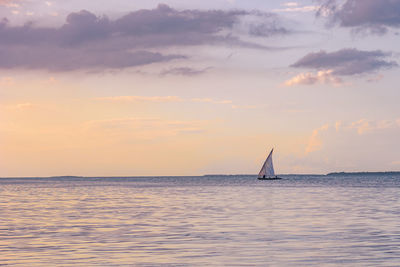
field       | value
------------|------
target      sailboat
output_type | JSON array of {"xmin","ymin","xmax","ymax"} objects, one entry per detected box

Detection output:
[{"xmin": 258, "ymin": 148, "xmax": 281, "ymax": 180}]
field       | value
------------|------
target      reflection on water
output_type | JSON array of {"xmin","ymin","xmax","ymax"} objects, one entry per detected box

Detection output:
[{"xmin": 1, "ymin": 175, "xmax": 400, "ymax": 266}]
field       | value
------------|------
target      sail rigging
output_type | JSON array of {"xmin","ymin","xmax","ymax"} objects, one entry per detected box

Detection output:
[{"xmin": 258, "ymin": 148, "xmax": 275, "ymax": 178}]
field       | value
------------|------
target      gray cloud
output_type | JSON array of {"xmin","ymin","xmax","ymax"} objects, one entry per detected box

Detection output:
[
  {"xmin": 318, "ymin": 0, "xmax": 400, "ymax": 34},
  {"xmin": 249, "ymin": 23, "xmax": 288, "ymax": 37},
  {"xmin": 160, "ymin": 67, "xmax": 211, "ymax": 76},
  {"xmin": 0, "ymin": 46, "xmax": 184, "ymax": 71},
  {"xmin": 291, "ymin": 48, "xmax": 398, "ymax": 75},
  {"xmin": 244, "ymin": 12, "xmax": 289, "ymax": 37},
  {"xmin": 0, "ymin": 4, "xmax": 287, "ymax": 71}
]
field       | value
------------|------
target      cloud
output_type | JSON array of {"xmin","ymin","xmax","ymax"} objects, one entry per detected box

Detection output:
[
  {"xmin": 160, "ymin": 67, "xmax": 211, "ymax": 76},
  {"xmin": 284, "ymin": 2, "xmax": 299, "ymax": 7},
  {"xmin": 366, "ymin": 74, "xmax": 384, "ymax": 83},
  {"xmin": 284, "ymin": 69, "xmax": 342, "ymax": 86},
  {"xmin": 347, "ymin": 119, "xmax": 400, "ymax": 135},
  {"xmin": 307, "ymin": 118, "xmax": 400, "ymax": 154},
  {"xmin": 95, "ymin": 95, "xmax": 235, "ymax": 106},
  {"xmin": 1, "ymin": 102, "xmax": 35, "ymax": 110},
  {"xmin": 274, "ymin": 1, "xmax": 318, "ymax": 13},
  {"xmin": 317, "ymin": 0, "xmax": 400, "ymax": 34},
  {"xmin": 93, "ymin": 95, "xmax": 254, "ymax": 109},
  {"xmin": 85, "ymin": 117, "xmax": 207, "ymax": 139},
  {"xmin": 248, "ymin": 22, "xmax": 288, "ymax": 37},
  {"xmin": 240, "ymin": 12, "xmax": 290, "ymax": 37},
  {"xmin": 0, "ymin": 0, "xmax": 19, "ymax": 6},
  {"xmin": 0, "ymin": 46, "xmax": 184, "ymax": 71},
  {"xmin": 274, "ymin": 5, "xmax": 319, "ymax": 13},
  {"xmin": 191, "ymin": 98, "xmax": 232, "ymax": 105},
  {"xmin": 190, "ymin": 97, "xmax": 257, "ymax": 109},
  {"xmin": 0, "ymin": 76, "xmax": 15, "ymax": 86},
  {"xmin": 231, "ymin": 104, "xmax": 258, "ymax": 109},
  {"xmin": 291, "ymin": 48, "xmax": 398, "ymax": 76},
  {"xmin": 305, "ymin": 124, "xmax": 329, "ymax": 154},
  {"xmin": 304, "ymin": 118, "xmax": 400, "ymax": 171},
  {"xmin": 0, "ymin": 4, "xmax": 288, "ymax": 71},
  {"xmin": 95, "ymin": 96, "xmax": 183, "ymax": 103}
]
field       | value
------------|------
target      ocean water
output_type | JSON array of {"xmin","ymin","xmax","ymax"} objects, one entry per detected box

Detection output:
[{"xmin": 1, "ymin": 174, "xmax": 400, "ymax": 266}]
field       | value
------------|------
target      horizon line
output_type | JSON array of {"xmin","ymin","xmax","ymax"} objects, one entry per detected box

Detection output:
[{"xmin": 2, "ymin": 171, "xmax": 400, "ymax": 179}]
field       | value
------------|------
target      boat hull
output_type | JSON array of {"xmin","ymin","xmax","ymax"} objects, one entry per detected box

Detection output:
[{"xmin": 257, "ymin": 177, "xmax": 282, "ymax": 180}]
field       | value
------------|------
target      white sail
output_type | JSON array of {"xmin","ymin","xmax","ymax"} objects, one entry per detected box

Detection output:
[{"xmin": 258, "ymin": 149, "xmax": 275, "ymax": 178}]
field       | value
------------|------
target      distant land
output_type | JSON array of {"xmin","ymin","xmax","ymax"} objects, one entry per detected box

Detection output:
[
  {"xmin": 327, "ymin": 171, "xmax": 400, "ymax": 176},
  {"xmin": 50, "ymin": 176, "xmax": 84, "ymax": 178}
]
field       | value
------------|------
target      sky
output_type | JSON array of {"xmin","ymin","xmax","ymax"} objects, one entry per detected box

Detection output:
[{"xmin": 0, "ymin": 0, "xmax": 400, "ymax": 177}]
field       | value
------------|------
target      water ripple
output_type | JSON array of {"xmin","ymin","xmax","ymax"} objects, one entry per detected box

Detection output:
[{"xmin": 1, "ymin": 175, "xmax": 400, "ymax": 266}]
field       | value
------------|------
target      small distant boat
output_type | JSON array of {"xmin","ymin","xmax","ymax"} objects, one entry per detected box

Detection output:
[{"xmin": 258, "ymin": 148, "xmax": 281, "ymax": 180}]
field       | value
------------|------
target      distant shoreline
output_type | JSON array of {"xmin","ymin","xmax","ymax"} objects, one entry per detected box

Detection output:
[{"xmin": 327, "ymin": 171, "xmax": 400, "ymax": 176}]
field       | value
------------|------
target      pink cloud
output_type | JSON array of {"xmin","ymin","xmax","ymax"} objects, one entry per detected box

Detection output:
[
  {"xmin": 284, "ymin": 70, "xmax": 343, "ymax": 86},
  {"xmin": 95, "ymin": 96, "xmax": 183, "ymax": 103}
]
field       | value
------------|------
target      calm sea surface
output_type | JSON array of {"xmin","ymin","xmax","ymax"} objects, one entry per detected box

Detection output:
[{"xmin": 1, "ymin": 174, "xmax": 400, "ymax": 266}]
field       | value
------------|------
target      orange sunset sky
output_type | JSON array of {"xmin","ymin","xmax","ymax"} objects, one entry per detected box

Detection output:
[{"xmin": 1, "ymin": 0, "xmax": 400, "ymax": 176}]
